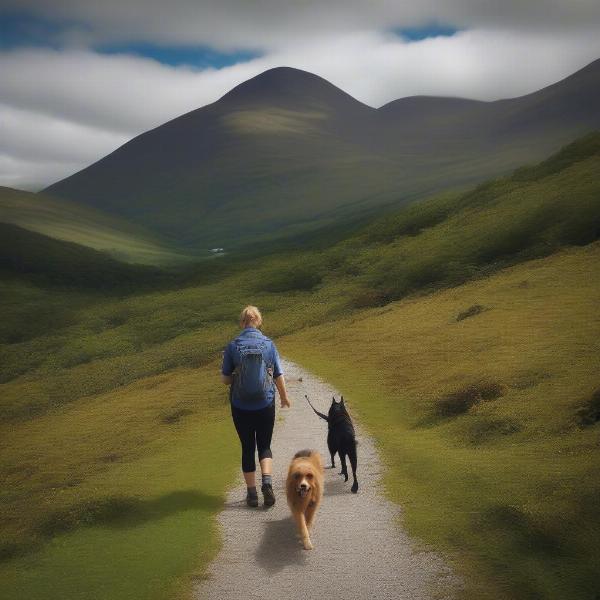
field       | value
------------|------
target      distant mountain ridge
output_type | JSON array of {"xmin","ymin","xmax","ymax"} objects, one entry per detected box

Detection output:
[{"xmin": 43, "ymin": 59, "xmax": 600, "ymax": 251}]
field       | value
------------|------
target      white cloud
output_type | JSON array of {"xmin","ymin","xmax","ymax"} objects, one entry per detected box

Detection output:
[
  {"xmin": 4, "ymin": 0, "xmax": 600, "ymax": 50},
  {"xmin": 0, "ymin": 48, "xmax": 248, "ymax": 135},
  {"xmin": 0, "ymin": 103, "xmax": 129, "ymax": 188},
  {"xmin": 265, "ymin": 28, "xmax": 600, "ymax": 104},
  {"xmin": 0, "ymin": 153, "xmax": 84, "ymax": 191},
  {"xmin": 2, "ymin": 4, "xmax": 600, "ymax": 190},
  {"xmin": 0, "ymin": 103, "xmax": 128, "ymax": 163}
]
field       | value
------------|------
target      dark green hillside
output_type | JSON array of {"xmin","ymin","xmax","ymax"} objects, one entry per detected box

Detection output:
[
  {"xmin": 332, "ymin": 131, "xmax": 600, "ymax": 302},
  {"xmin": 510, "ymin": 130, "xmax": 600, "ymax": 181},
  {"xmin": 0, "ymin": 223, "xmax": 165, "ymax": 290},
  {"xmin": 0, "ymin": 186, "xmax": 189, "ymax": 265},
  {"xmin": 43, "ymin": 60, "xmax": 600, "ymax": 252},
  {"xmin": 239, "ymin": 131, "xmax": 600, "ymax": 311}
]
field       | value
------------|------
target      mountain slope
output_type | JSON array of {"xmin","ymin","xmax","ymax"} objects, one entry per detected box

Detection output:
[
  {"xmin": 44, "ymin": 68, "xmax": 395, "ymax": 249},
  {"xmin": 250, "ymin": 131, "xmax": 600, "ymax": 309},
  {"xmin": 380, "ymin": 58, "xmax": 600, "ymax": 140},
  {"xmin": 43, "ymin": 60, "xmax": 600, "ymax": 251},
  {"xmin": 0, "ymin": 187, "xmax": 190, "ymax": 265},
  {"xmin": 377, "ymin": 57, "xmax": 600, "ymax": 181},
  {"xmin": 0, "ymin": 222, "xmax": 164, "ymax": 289}
]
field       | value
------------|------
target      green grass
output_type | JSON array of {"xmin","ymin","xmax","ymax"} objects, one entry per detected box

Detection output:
[
  {"xmin": 1, "ymin": 133, "xmax": 600, "ymax": 599},
  {"xmin": 279, "ymin": 243, "xmax": 600, "ymax": 600},
  {"xmin": 0, "ymin": 186, "xmax": 192, "ymax": 265},
  {"xmin": 0, "ymin": 223, "xmax": 169, "ymax": 290},
  {"xmin": 0, "ymin": 364, "xmax": 239, "ymax": 600}
]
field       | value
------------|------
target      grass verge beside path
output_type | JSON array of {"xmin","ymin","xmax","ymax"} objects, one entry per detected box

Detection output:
[
  {"xmin": 0, "ymin": 362, "xmax": 239, "ymax": 600},
  {"xmin": 279, "ymin": 243, "xmax": 600, "ymax": 600}
]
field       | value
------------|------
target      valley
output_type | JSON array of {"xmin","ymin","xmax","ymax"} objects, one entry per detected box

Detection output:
[{"xmin": 1, "ymin": 132, "xmax": 599, "ymax": 599}]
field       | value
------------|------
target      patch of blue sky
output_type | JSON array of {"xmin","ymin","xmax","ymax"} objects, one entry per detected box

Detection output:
[
  {"xmin": 94, "ymin": 42, "xmax": 260, "ymax": 69},
  {"xmin": 0, "ymin": 9, "xmax": 259, "ymax": 69},
  {"xmin": 0, "ymin": 9, "xmax": 83, "ymax": 49},
  {"xmin": 393, "ymin": 24, "xmax": 461, "ymax": 41}
]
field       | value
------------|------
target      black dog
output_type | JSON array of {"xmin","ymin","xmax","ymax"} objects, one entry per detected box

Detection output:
[{"xmin": 306, "ymin": 395, "xmax": 358, "ymax": 493}]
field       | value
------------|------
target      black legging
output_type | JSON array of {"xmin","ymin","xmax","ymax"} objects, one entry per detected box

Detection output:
[{"xmin": 231, "ymin": 402, "xmax": 275, "ymax": 472}]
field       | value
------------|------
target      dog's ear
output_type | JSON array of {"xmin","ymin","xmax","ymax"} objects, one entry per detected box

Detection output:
[
  {"xmin": 331, "ymin": 396, "xmax": 337, "ymax": 404},
  {"xmin": 341, "ymin": 396, "xmax": 345, "ymax": 404}
]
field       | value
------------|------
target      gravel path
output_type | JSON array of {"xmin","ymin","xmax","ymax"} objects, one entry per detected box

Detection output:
[{"xmin": 194, "ymin": 359, "xmax": 459, "ymax": 600}]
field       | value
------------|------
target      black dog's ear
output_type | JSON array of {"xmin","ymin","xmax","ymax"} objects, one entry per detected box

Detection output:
[
  {"xmin": 341, "ymin": 395, "xmax": 345, "ymax": 404},
  {"xmin": 331, "ymin": 395, "xmax": 337, "ymax": 404}
]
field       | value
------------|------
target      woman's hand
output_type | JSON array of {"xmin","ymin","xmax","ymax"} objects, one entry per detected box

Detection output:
[{"xmin": 275, "ymin": 374, "xmax": 291, "ymax": 408}]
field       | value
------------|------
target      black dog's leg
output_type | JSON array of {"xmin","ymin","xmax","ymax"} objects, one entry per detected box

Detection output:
[
  {"xmin": 339, "ymin": 452, "xmax": 348, "ymax": 481},
  {"xmin": 348, "ymin": 443, "xmax": 358, "ymax": 493},
  {"xmin": 327, "ymin": 432, "xmax": 336, "ymax": 469}
]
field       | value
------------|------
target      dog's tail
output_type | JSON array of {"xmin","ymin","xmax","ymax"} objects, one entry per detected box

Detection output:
[{"xmin": 304, "ymin": 395, "xmax": 329, "ymax": 422}]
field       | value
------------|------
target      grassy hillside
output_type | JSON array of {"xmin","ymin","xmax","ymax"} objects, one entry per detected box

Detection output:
[
  {"xmin": 0, "ymin": 186, "xmax": 191, "ymax": 265},
  {"xmin": 0, "ymin": 223, "xmax": 169, "ymax": 290},
  {"xmin": 280, "ymin": 243, "xmax": 600, "ymax": 600},
  {"xmin": 250, "ymin": 131, "xmax": 600, "ymax": 308},
  {"xmin": 0, "ymin": 362, "xmax": 239, "ymax": 600},
  {"xmin": 1, "ymin": 134, "xmax": 599, "ymax": 599},
  {"xmin": 43, "ymin": 61, "xmax": 600, "ymax": 251}
]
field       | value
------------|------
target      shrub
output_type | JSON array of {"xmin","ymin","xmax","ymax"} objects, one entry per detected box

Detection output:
[
  {"xmin": 350, "ymin": 288, "xmax": 391, "ymax": 308},
  {"xmin": 464, "ymin": 417, "xmax": 521, "ymax": 444},
  {"xmin": 434, "ymin": 381, "xmax": 505, "ymax": 417},
  {"xmin": 161, "ymin": 408, "xmax": 194, "ymax": 424},
  {"xmin": 262, "ymin": 266, "xmax": 321, "ymax": 292},
  {"xmin": 456, "ymin": 304, "xmax": 486, "ymax": 322},
  {"xmin": 576, "ymin": 388, "xmax": 600, "ymax": 427},
  {"xmin": 359, "ymin": 192, "xmax": 458, "ymax": 244},
  {"xmin": 257, "ymin": 256, "xmax": 323, "ymax": 293}
]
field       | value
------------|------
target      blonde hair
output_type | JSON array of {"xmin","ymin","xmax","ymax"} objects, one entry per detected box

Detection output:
[{"xmin": 239, "ymin": 305, "xmax": 263, "ymax": 329}]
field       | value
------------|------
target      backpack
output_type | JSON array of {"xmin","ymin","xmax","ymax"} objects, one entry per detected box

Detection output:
[{"xmin": 232, "ymin": 333, "xmax": 274, "ymax": 405}]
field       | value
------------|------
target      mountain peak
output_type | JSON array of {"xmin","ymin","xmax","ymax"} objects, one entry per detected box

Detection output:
[
  {"xmin": 218, "ymin": 66, "xmax": 370, "ymax": 111},
  {"xmin": 43, "ymin": 57, "xmax": 600, "ymax": 251}
]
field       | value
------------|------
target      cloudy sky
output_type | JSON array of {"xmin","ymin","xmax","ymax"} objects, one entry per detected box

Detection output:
[{"xmin": 2, "ymin": 1, "xmax": 600, "ymax": 191}]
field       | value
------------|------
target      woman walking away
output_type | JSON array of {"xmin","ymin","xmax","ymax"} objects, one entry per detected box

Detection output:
[{"xmin": 222, "ymin": 306, "xmax": 291, "ymax": 507}]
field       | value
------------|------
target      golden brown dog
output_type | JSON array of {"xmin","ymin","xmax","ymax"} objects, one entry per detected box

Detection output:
[{"xmin": 286, "ymin": 449, "xmax": 324, "ymax": 550}]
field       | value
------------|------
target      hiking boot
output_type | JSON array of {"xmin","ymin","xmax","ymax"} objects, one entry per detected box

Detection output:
[
  {"xmin": 246, "ymin": 491, "xmax": 258, "ymax": 508},
  {"xmin": 261, "ymin": 483, "xmax": 275, "ymax": 507}
]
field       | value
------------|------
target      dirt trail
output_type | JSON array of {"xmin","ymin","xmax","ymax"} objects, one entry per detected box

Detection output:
[{"xmin": 194, "ymin": 359, "xmax": 459, "ymax": 600}]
